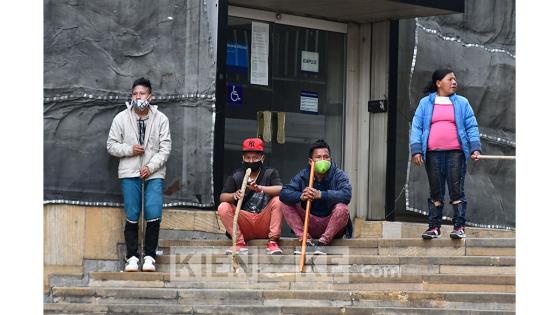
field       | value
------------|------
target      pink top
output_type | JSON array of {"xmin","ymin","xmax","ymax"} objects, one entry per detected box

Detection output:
[{"xmin": 428, "ymin": 96, "xmax": 461, "ymax": 151}]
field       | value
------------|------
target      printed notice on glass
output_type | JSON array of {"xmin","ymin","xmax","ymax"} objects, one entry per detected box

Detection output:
[
  {"xmin": 300, "ymin": 91, "xmax": 319, "ymax": 114},
  {"xmin": 250, "ymin": 22, "xmax": 269, "ymax": 86},
  {"xmin": 301, "ymin": 51, "xmax": 319, "ymax": 73}
]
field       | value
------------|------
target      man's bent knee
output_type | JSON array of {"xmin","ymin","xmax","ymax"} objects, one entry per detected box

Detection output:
[
  {"xmin": 217, "ymin": 202, "xmax": 235, "ymax": 215},
  {"xmin": 333, "ymin": 203, "xmax": 349, "ymax": 215},
  {"xmin": 269, "ymin": 196, "xmax": 280, "ymax": 205}
]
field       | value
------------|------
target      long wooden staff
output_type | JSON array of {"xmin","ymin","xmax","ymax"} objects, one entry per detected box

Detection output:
[
  {"xmin": 476, "ymin": 155, "xmax": 516, "ymax": 160},
  {"xmin": 232, "ymin": 168, "xmax": 252, "ymax": 273},
  {"xmin": 139, "ymin": 180, "xmax": 145, "ymax": 262},
  {"xmin": 299, "ymin": 161, "xmax": 316, "ymax": 272}
]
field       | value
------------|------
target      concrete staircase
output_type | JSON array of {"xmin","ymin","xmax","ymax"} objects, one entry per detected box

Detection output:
[{"xmin": 45, "ymin": 237, "xmax": 515, "ymax": 314}]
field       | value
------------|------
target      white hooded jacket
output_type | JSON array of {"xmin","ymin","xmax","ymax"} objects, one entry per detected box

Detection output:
[{"xmin": 106, "ymin": 102, "xmax": 171, "ymax": 179}]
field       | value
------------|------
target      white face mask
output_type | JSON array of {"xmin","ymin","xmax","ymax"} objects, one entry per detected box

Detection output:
[{"xmin": 132, "ymin": 98, "xmax": 150, "ymax": 110}]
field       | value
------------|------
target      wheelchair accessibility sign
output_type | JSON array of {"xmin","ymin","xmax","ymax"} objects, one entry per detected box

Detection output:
[{"xmin": 227, "ymin": 83, "xmax": 243, "ymax": 106}]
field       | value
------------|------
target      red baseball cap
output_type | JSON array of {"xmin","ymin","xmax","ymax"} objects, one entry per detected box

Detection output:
[{"xmin": 242, "ymin": 138, "xmax": 264, "ymax": 152}]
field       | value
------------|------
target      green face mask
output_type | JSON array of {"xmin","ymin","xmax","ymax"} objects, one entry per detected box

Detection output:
[{"xmin": 314, "ymin": 160, "xmax": 331, "ymax": 174}]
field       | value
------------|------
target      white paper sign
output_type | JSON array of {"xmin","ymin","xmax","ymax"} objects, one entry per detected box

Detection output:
[
  {"xmin": 300, "ymin": 91, "xmax": 319, "ymax": 113},
  {"xmin": 250, "ymin": 22, "xmax": 269, "ymax": 86},
  {"xmin": 301, "ymin": 51, "xmax": 319, "ymax": 73}
]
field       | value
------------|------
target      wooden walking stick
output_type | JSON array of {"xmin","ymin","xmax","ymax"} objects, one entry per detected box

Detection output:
[
  {"xmin": 476, "ymin": 155, "xmax": 516, "ymax": 160},
  {"xmin": 299, "ymin": 160, "xmax": 316, "ymax": 273},
  {"xmin": 232, "ymin": 168, "xmax": 252, "ymax": 273},
  {"xmin": 139, "ymin": 180, "xmax": 145, "ymax": 261}
]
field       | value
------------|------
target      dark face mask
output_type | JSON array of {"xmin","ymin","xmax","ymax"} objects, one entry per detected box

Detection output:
[{"xmin": 243, "ymin": 160, "xmax": 263, "ymax": 171}]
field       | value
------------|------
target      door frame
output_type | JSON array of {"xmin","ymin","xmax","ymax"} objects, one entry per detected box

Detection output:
[
  {"xmin": 228, "ymin": 6, "xmax": 348, "ymax": 34},
  {"xmin": 214, "ymin": 3, "xmax": 349, "ymax": 206}
]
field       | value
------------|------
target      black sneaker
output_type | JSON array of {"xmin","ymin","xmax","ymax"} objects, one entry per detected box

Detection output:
[
  {"xmin": 313, "ymin": 241, "xmax": 328, "ymax": 255},
  {"xmin": 294, "ymin": 240, "xmax": 314, "ymax": 255},
  {"xmin": 450, "ymin": 226, "xmax": 466, "ymax": 239},
  {"xmin": 422, "ymin": 227, "xmax": 441, "ymax": 239}
]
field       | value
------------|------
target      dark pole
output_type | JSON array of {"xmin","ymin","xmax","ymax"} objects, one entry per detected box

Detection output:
[
  {"xmin": 385, "ymin": 19, "xmax": 399, "ymax": 221},
  {"xmin": 213, "ymin": 0, "xmax": 228, "ymax": 207}
]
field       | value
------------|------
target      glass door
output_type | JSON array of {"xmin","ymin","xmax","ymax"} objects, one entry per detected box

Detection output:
[
  {"xmin": 223, "ymin": 15, "xmax": 346, "ymax": 190},
  {"xmin": 267, "ymin": 23, "xmax": 346, "ymax": 182}
]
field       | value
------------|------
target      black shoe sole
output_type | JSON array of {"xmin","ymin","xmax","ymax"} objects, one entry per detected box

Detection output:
[
  {"xmin": 267, "ymin": 250, "xmax": 283, "ymax": 255},
  {"xmin": 422, "ymin": 234, "xmax": 440, "ymax": 240},
  {"xmin": 450, "ymin": 233, "xmax": 466, "ymax": 239}
]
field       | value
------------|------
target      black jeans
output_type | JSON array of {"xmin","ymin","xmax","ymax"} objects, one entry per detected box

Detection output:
[{"xmin": 425, "ymin": 150, "xmax": 467, "ymax": 228}]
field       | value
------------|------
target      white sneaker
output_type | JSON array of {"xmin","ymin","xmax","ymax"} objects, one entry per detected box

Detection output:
[
  {"xmin": 124, "ymin": 256, "xmax": 139, "ymax": 272},
  {"xmin": 142, "ymin": 256, "xmax": 156, "ymax": 272}
]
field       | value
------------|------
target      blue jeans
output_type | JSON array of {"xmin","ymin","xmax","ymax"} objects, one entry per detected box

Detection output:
[
  {"xmin": 121, "ymin": 178, "xmax": 163, "ymax": 259},
  {"xmin": 121, "ymin": 178, "xmax": 164, "ymax": 222},
  {"xmin": 425, "ymin": 150, "xmax": 467, "ymax": 228}
]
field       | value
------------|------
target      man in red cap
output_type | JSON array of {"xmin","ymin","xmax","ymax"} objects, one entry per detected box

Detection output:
[{"xmin": 217, "ymin": 137, "xmax": 284, "ymax": 255}]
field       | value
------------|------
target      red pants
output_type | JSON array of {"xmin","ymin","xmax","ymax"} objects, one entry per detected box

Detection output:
[
  {"xmin": 281, "ymin": 202, "xmax": 349, "ymax": 245},
  {"xmin": 217, "ymin": 196, "xmax": 282, "ymax": 244}
]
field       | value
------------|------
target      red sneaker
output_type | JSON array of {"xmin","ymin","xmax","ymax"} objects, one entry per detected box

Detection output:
[{"xmin": 266, "ymin": 240, "xmax": 283, "ymax": 255}]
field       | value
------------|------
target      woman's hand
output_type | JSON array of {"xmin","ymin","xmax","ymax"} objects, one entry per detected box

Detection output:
[
  {"xmin": 412, "ymin": 154, "xmax": 423, "ymax": 166},
  {"xmin": 471, "ymin": 151, "xmax": 481, "ymax": 161}
]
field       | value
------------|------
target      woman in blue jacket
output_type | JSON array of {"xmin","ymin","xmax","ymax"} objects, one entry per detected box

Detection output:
[{"xmin": 410, "ymin": 69, "xmax": 481, "ymax": 239}]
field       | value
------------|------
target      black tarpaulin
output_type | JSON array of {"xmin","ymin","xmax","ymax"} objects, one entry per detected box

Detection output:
[{"xmin": 44, "ymin": 0, "xmax": 218, "ymax": 207}]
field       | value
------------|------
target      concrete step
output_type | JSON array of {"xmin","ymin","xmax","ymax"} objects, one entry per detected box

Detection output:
[
  {"xmin": 87, "ymin": 272, "xmax": 515, "ymax": 293},
  {"xmin": 353, "ymin": 220, "xmax": 515, "ymax": 239},
  {"xmin": 44, "ymin": 303, "xmax": 515, "ymax": 314},
  {"xmin": 156, "ymin": 262, "xmax": 515, "ymax": 275},
  {"xmin": 51, "ymin": 287, "xmax": 515, "ymax": 311},
  {"xmin": 157, "ymin": 238, "xmax": 515, "ymax": 257},
  {"xmin": 153, "ymin": 254, "xmax": 515, "ymax": 274},
  {"xmin": 153, "ymin": 254, "xmax": 515, "ymax": 275},
  {"xmin": 159, "ymin": 238, "xmax": 516, "ymax": 248},
  {"xmin": 156, "ymin": 254, "xmax": 515, "ymax": 265}
]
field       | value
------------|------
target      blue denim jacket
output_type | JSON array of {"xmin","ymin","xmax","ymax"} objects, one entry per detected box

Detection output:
[{"xmin": 410, "ymin": 92, "xmax": 482, "ymax": 160}]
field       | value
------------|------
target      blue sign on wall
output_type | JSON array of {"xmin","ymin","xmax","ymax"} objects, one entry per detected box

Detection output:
[
  {"xmin": 227, "ymin": 83, "xmax": 243, "ymax": 106},
  {"xmin": 227, "ymin": 43, "xmax": 248, "ymax": 73}
]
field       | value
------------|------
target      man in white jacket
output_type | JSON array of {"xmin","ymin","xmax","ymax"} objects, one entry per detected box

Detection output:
[{"xmin": 107, "ymin": 77, "xmax": 172, "ymax": 272}]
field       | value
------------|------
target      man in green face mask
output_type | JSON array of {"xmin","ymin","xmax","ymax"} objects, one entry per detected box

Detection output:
[{"xmin": 280, "ymin": 139, "xmax": 353, "ymax": 255}]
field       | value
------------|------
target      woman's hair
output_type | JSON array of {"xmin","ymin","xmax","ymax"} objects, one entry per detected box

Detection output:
[{"xmin": 423, "ymin": 69, "xmax": 454, "ymax": 94}]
